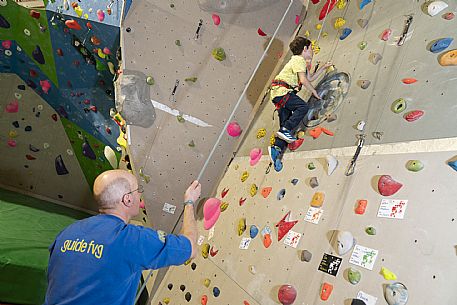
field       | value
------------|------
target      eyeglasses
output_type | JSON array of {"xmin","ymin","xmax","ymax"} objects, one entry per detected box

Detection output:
[{"xmin": 122, "ymin": 185, "xmax": 144, "ymax": 205}]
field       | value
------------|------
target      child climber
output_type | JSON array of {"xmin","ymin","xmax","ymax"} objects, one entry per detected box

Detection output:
[{"xmin": 268, "ymin": 36, "xmax": 332, "ymax": 172}]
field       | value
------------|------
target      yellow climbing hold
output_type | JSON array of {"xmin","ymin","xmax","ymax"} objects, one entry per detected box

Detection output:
[
  {"xmin": 322, "ymin": 32, "xmax": 328, "ymax": 38},
  {"xmin": 220, "ymin": 201, "xmax": 229, "ymax": 212},
  {"xmin": 297, "ymin": 130, "xmax": 306, "ymax": 139},
  {"xmin": 203, "ymin": 278, "xmax": 211, "ymax": 287},
  {"xmin": 201, "ymin": 243, "xmax": 210, "ymax": 259},
  {"xmin": 8, "ymin": 130, "xmax": 18, "ymax": 138},
  {"xmin": 162, "ymin": 298, "xmax": 170, "ymax": 304},
  {"xmin": 184, "ymin": 258, "xmax": 192, "ymax": 265},
  {"xmin": 304, "ymin": 30, "xmax": 310, "ymax": 38},
  {"xmin": 336, "ymin": 0, "xmax": 347, "ymax": 9},
  {"xmin": 97, "ymin": 48, "xmax": 106, "ymax": 59},
  {"xmin": 270, "ymin": 133, "xmax": 275, "ymax": 145},
  {"xmin": 381, "ymin": 267, "xmax": 397, "ymax": 280},
  {"xmin": 315, "ymin": 23, "xmax": 322, "ymax": 30},
  {"xmin": 117, "ymin": 132, "xmax": 127, "ymax": 149},
  {"xmin": 311, "ymin": 40, "xmax": 321, "ymax": 54},
  {"xmin": 74, "ymin": 6, "xmax": 83, "ymax": 17},
  {"xmin": 334, "ymin": 17, "xmax": 346, "ymax": 30},
  {"xmin": 238, "ymin": 218, "xmax": 246, "ymax": 236},
  {"xmin": 84, "ymin": 13, "xmax": 89, "ymax": 19},
  {"xmin": 250, "ymin": 184, "xmax": 258, "ymax": 197},
  {"xmin": 241, "ymin": 171, "xmax": 249, "ymax": 182},
  {"xmin": 256, "ymin": 128, "xmax": 266, "ymax": 139}
]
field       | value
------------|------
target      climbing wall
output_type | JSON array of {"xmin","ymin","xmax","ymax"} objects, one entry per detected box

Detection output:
[{"xmin": 122, "ymin": 0, "xmax": 305, "ymax": 233}]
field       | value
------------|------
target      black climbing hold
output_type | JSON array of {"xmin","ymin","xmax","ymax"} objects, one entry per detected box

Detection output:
[
  {"xmin": 191, "ymin": 262, "xmax": 197, "ymax": 270},
  {"xmin": 126, "ymin": 27, "xmax": 131, "ymax": 32},
  {"xmin": 184, "ymin": 292, "xmax": 191, "ymax": 302},
  {"xmin": 277, "ymin": 189, "xmax": 286, "ymax": 200},
  {"xmin": 25, "ymin": 126, "xmax": 32, "ymax": 132},
  {"xmin": 180, "ymin": 284, "xmax": 186, "ymax": 291},
  {"xmin": 167, "ymin": 283, "xmax": 173, "ymax": 290},
  {"xmin": 0, "ymin": 14, "xmax": 11, "ymax": 28},
  {"xmin": 12, "ymin": 121, "xmax": 19, "ymax": 128},
  {"xmin": 32, "ymin": 45, "xmax": 45, "ymax": 64},
  {"xmin": 26, "ymin": 79, "xmax": 37, "ymax": 89},
  {"xmin": 58, "ymin": 194, "xmax": 63, "ymax": 199},
  {"xmin": 55, "ymin": 155, "xmax": 69, "ymax": 175},
  {"xmin": 291, "ymin": 178, "xmax": 299, "ymax": 185},
  {"xmin": 213, "ymin": 287, "xmax": 220, "ymax": 297},
  {"xmin": 35, "ymin": 112, "xmax": 41, "ymax": 118},
  {"xmin": 17, "ymin": 85, "xmax": 26, "ymax": 90},
  {"xmin": 29, "ymin": 144, "xmax": 39, "ymax": 152}
]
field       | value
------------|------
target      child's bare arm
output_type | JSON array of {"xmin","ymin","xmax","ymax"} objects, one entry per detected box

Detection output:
[
  {"xmin": 307, "ymin": 61, "xmax": 333, "ymax": 82},
  {"xmin": 298, "ymin": 72, "xmax": 320, "ymax": 99}
]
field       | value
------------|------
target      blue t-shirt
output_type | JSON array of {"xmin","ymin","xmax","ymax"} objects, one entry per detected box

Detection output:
[{"xmin": 44, "ymin": 214, "xmax": 191, "ymax": 305}]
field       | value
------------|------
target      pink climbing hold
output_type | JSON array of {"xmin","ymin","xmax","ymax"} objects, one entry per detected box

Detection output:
[
  {"xmin": 1, "ymin": 40, "xmax": 11, "ymax": 49},
  {"xmin": 139, "ymin": 199, "xmax": 145, "ymax": 209},
  {"xmin": 5, "ymin": 100, "xmax": 18, "ymax": 113},
  {"xmin": 257, "ymin": 27, "xmax": 267, "ymax": 36},
  {"xmin": 203, "ymin": 198, "xmax": 221, "ymax": 230},
  {"xmin": 212, "ymin": 13, "xmax": 221, "ymax": 26},
  {"xmin": 381, "ymin": 29, "xmax": 392, "ymax": 41},
  {"xmin": 40, "ymin": 80, "xmax": 51, "ymax": 94},
  {"xmin": 295, "ymin": 15, "xmax": 300, "ymax": 25},
  {"xmin": 378, "ymin": 175, "xmax": 403, "ymax": 196},
  {"xmin": 103, "ymin": 47, "xmax": 111, "ymax": 55},
  {"xmin": 278, "ymin": 285, "xmax": 297, "ymax": 305},
  {"xmin": 7, "ymin": 140, "xmax": 16, "ymax": 147},
  {"xmin": 97, "ymin": 9, "xmax": 105, "ymax": 22},
  {"xmin": 404, "ymin": 110, "xmax": 424, "ymax": 122},
  {"xmin": 444, "ymin": 12, "xmax": 455, "ymax": 20},
  {"xmin": 227, "ymin": 121, "xmax": 242, "ymax": 137}
]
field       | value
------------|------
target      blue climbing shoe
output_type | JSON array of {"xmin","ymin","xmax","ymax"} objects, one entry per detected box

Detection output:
[
  {"xmin": 274, "ymin": 158, "xmax": 283, "ymax": 172},
  {"xmin": 268, "ymin": 145, "xmax": 281, "ymax": 163},
  {"xmin": 276, "ymin": 127, "xmax": 297, "ymax": 143}
]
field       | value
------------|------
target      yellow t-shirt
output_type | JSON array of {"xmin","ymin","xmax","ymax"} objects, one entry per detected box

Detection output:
[{"xmin": 270, "ymin": 55, "xmax": 307, "ymax": 101}]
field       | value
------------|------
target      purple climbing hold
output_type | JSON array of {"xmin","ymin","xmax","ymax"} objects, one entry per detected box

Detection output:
[
  {"xmin": 32, "ymin": 45, "xmax": 45, "ymax": 64},
  {"xmin": 55, "ymin": 155, "xmax": 69, "ymax": 175},
  {"xmin": 82, "ymin": 138, "xmax": 96, "ymax": 160},
  {"xmin": 0, "ymin": 14, "xmax": 10, "ymax": 28},
  {"xmin": 57, "ymin": 106, "xmax": 68, "ymax": 118},
  {"xmin": 26, "ymin": 79, "xmax": 37, "ymax": 89}
]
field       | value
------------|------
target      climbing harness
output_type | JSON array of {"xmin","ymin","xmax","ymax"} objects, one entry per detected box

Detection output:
[{"xmin": 345, "ymin": 134, "xmax": 365, "ymax": 176}]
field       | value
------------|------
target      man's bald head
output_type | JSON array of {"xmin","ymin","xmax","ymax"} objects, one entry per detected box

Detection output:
[{"xmin": 93, "ymin": 170, "xmax": 137, "ymax": 210}]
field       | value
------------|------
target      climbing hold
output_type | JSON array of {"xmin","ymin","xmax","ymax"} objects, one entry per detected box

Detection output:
[
  {"xmin": 65, "ymin": 19, "xmax": 82, "ymax": 30},
  {"xmin": 74, "ymin": 6, "xmax": 83, "ymax": 17},
  {"xmin": 447, "ymin": 159, "xmax": 457, "ymax": 171},
  {"xmin": 310, "ymin": 177, "xmax": 319, "ymax": 188},
  {"xmin": 108, "ymin": 62, "xmax": 115, "ymax": 75},
  {"xmin": 359, "ymin": 0, "xmax": 372, "ymax": 10},
  {"xmin": 55, "ymin": 155, "xmax": 69, "ymax": 175},
  {"xmin": 320, "ymin": 282, "xmax": 333, "ymax": 301},
  {"xmin": 250, "ymin": 148, "xmax": 262, "ymax": 166},
  {"xmin": 212, "ymin": 13, "xmax": 221, "ymax": 25},
  {"xmin": 444, "ymin": 12, "xmax": 455, "ymax": 20},
  {"xmin": 175, "ymin": 39, "xmax": 181, "ymax": 46},
  {"xmin": 221, "ymin": 187, "xmax": 229, "ymax": 198},
  {"xmin": 391, "ymin": 98, "xmax": 407, "ymax": 114},
  {"xmin": 82, "ymin": 138, "xmax": 96, "ymax": 160},
  {"xmin": 220, "ymin": 201, "xmax": 228, "ymax": 211},
  {"xmin": 430, "ymin": 38, "xmax": 453, "ymax": 53},
  {"xmin": 163, "ymin": 297, "xmax": 170, "ymax": 304},
  {"xmin": 212, "ymin": 47, "xmax": 226, "ymax": 61},
  {"xmin": 326, "ymin": 155, "xmax": 338, "ymax": 175},
  {"xmin": 427, "ymin": 1, "xmax": 448, "ymax": 17},
  {"xmin": 40, "ymin": 80, "xmax": 51, "ymax": 94},
  {"xmin": 213, "ymin": 287, "xmax": 220, "ymax": 297},
  {"xmin": 12, "ymin": 121, "xmax": 19, "ymax": 128},
  {"xmin": 315, "ymin": 23, "xmax": 322, "ymax": 30},
  {"xmin": 32, "ymin": 46, "xmax": 45, "ymax": 64},
  {"xmin": 248, "ymin": 265, "xmax": 256, "ymax": 274},
  {"xmin": 104, "ymin": 146, "xmax": 118, "ymax": 169},
  {"xmin": 277, "ymin": 189, "xmax": 286, "ymax": 200},
  {"xmin": 355, "ymin": 199, "xmax": 368, "ymax": 215},
  {"xmin": 402, "ymin": 78, "xmax": 417, "ymax": 84},
  {"xmin": 240, "ymin": 171, "xmax": 249, "ymax": 182},
  {"xmin": 357, "ymin": 120, "xmax": 366, "ymax": 131},
  {"xmin": 381, "ymin": 267, "xmax": 397, "ymax": 280},
  {"xmin": 51, "ymin": 114, "xmax": 58, "ymax": 121},
  {"xmin": 308, "ymin": 162, "xmax": 316, "ymax": 170},
  {"xmin": 97, "ymin": 9, "xmax": 105, "ymax": 22},
  {"xmin": 358, "ymin": 80, "xmax": 371, "ymax": 89},
  {"xmin": 8, "ymin": 130, "xmax": 17, "ymax": 138},
  {"xmin": 340, "ymin": 28, "xmax": 352, "ymax": 40},
  {"xmin": 177, "ymin": 115, "xmax": 185, "ymax": 123},
  {"xmin": 250, "ymin": 225, "xmax": 259, "ymax": 238},
  {"xmin": 5, "ymin": 100, "xmax": 18, "ymax": 113},
  {"xmin": 29, "ymin": 145, "xmax": 39, "ymax": 152},
  {"xmin": 300, "ymin": 250, "xmax": 312, "ymax": 262},
  {"xmin": 185, "ymin": 292, "xmax": 191, "ymax": 302},
  {"xmin": 319, "ymin": 0, "xmax": 337, "ymax": 20},
  {"xmin": 365, "ymin": 226, "xmax": 376, "ymax": 235},
  {"xmin": 43, "ymin": 143, "xmax": 50, "ymax": 149},
  {"xmin": 276, "ymin": 211, "xmax": 298, "ymax": 241},
  {"xmin": 385, "ymin": 282, "xmax": 408, "ymax": 305},
  {"xmin": 56, "ymin": 48, "xmax": 64, "ymax": 56},
  {"xmin": 261, "ymin": 187, "xmax": 272, "ymax": 198},
  {"xmin": 24, "ymin": 126, "xmax": 32, "ymax": 132},
  {"xmin": 203, "ymin": 198, "xmax": 221, "ymax": 230},
  {"xmin": 309, "ymin": 127, "xmax": 322, "ymax": 139},
  {"xmin": 336, "ymin": 0, "xmax": 346, "ymax": 9},
  {"xmin": 357, "ymin": 19, "xmax": 368, "ymax": 28},
  {"xmin": 358, "ymin": 41, "xmax": 367, "ymax": 50},
  {"xmin": 238, "ymin": 218, "xmax": 247, "ymax": 236},
  {"xmin": 404, "ymin": 110, "xmax": 424, "ymax": 122},
  {"xmin": 378, "ymin": 175, "xmax": 403, "ymax": 196},
  {"xmin": 369, "ymin": 53, "xmax": 383, "ymax": 65},
  {"xmin": 201, "ymin": 295, "xmax": 208, "ymax": 305},
  {"xmin": 2, "ymin": 40, "xmax": 11, "ymax": 49},
  {"xmin": 439, "ymin": 49, "xmax": 457, "ymax": 66},
  {"xmin": 262, "ymin": 228, "xmax": 272, "ymax": 248},
  {"xmin": 257, "ymin": 27, "xmax": 267, "ymax": 36},
  {"xmin": 291, "ymin": 178, "xmax": 299, "ymax": 185},
  {"xmin": 334, "ymin": 17, "xmax": 346, "ymax": 30},
  {"xmin": 406, "ymin": 160, "xmax": 424, "ymax": 172},
  {"xmin": 7, "ymin": 140, "xmax": 16, "ymax": 147},
  {"xmin": 278, "ymin": 285, "xmax": 297, "ymax": 305},
  {"xmin": 201, "ymin": 243, "xmax": 210, "ymax": 259},
  {"xmin": 0, "ymin": 14, "xmax": 10, "ymax": 28},
  {"xmin": 336, "ymin": 230, "xmax": 356, "ymax": 255},
  {"xmin": 288, "ymin": 138, "xmax": 304, "ymax": 151},
  {"xmin": 97, "ymin": 48, "xmax": 106, "ymax": 59},
  {"xmin": 227, "ymin": 121, "xmax": 242, "ymax": 137},
  {"xmin": 239, "ymin": 197, "xmax": 247, "ymax": 206},
  {"xmin": 95, "ymin": 59, "xmax": 107, "ymax": 71},
  {"xmin": 188, "ymin": 140, "xmax": 195, "ymax": 147},
  {"xmin": 167, "ymin": 283, "xmax": 173, "ymax": 290},
  {"xmin": 203, "ymin": 278, "xmax": 211, "ymax": 287},
  {"xmin": 256, "ymin": 128, "xmax": 266, "ymax": 139},
  {"xmin": 381, "ymin": 29, "xmax": 392, "ymax": 41},
  {"xmin": 250, "ymin": 184, "xmax": 258, "ymax": 197},
  {"xmin": 180, "ymin": 284, "xmax": 186, "ymax": 291},
  {"xmin": 310, "ymin": 192, "xmax": 325, "ymax": 208},
  {"xmin": 146, "ymin": 76, "xmax": 155, "ymax": 85},
  {"xmin": 348, "ymin": 268, "xmax": 361, "ymax": 284},
  {"xmin": 91, "ymin": 36, "xmax": 101, "ymax": 45}
]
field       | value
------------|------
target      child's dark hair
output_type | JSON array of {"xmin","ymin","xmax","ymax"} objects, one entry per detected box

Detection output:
[{"xmin": 289, "ymin": 36, "xmax": 312, "ymax": 55}]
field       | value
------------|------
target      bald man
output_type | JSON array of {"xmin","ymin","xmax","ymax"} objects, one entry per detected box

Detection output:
[{"xmin": 44, "ymin": 170, "xmax": 200, "ymax": 305}]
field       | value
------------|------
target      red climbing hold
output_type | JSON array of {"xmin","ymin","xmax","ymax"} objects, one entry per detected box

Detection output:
[
  {"xmin": 106, "ymin": 127, "xmax": 112, "ymax": 134},
  {"xmin": 288, "ymin": 138, "xmax": 304, "ymax": 151},
  {"xmin": 30, "ymin": 69, "xmax": 38, "ymax": 77},
  {"xmin": 30, "ymin": 10, "xmax": 40, "ymax": 19},
  {"xmin": 56, "ymin": 48, "xmax": 64, "ymax": 56},
  {"xmin": 91, "ymin": 36, "xmax": 101, "ymax": 45},
  {"xmin": 89, "ymin": 105, "xmax": 97, "ymax": 112},
  {"xmin": 401, "ymin": 78, "xmax": 417, "ymax": 84},
  {"xmin": 65, "ymin": 19, "xmax": 82, "ymax": 30},
  {"xmin": 404, "ymin": 110, "xmax": 424, "ymax": 122},
  {"xmin": 257, "ymin": 27, "xmax": 267, "ymax": 36},
  {"xmin": 276, "ymin": 211, "xmax": 298, "ymax": 241},
  {"xmin": 26, "ymin": 154, "xmax": 36, "ymax": 160},
  {"xmin": 221, "ymin": 187, "xmax": 229, "ymax": 198},
  {"xmin": 87, "ymin": 22, "xmax": 93, "ymax": 29},
  {"xmin": 319, "ymin": 0, "xmax": 337, "ymax": 21},
  {"xmin": 378, "ymin": 175, "xmax": 403, "ymax": 196},
  {"xmin": 239, "ymin": 197, "xmax": 247, "ymax": 206},
  {"xmin": 209, "ymin": 245, "xmax": 219, "ymax": 257},
  {"xmin": 51, "ymin": 113, "xmax": 58, "ymax": 121},
  {"xmin": 278, "ymin": 285, "xmax": 297, "ymax": 305},
  {"xmin": 311, "ymin": 0, "xmax": 320, "ymax": 4}
]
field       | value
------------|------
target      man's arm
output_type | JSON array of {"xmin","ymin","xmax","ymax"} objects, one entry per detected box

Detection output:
[
  {"xmin": 298, "ymin": 71, "xmax": 320, "ymax": 99},
  {"xmin": 180, "ymin": 180, "xmax": 201, "ymax": 259}
]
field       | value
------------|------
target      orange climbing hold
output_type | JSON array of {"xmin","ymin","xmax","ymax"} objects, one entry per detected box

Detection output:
[
  {"xmin": 261, "ymin": 187, "xmax": 272, "ymax": 198},
  {"xmin": 65, "ymin": 19, "xmax": 82, "ymax": 30},
  {"xmin": 439, "ymin": 49, "xmax": 457, "ymax": 66},
  {"xmin": 309, "ymin": 127, "xmax": 323, "ymax": 139},
  {"xmin": 263, "ymin": 233, "xmax": 272, "ymax": 248},
  {"xmin": 320, "ymin": 282, "xmax": 333, "ymax": 301},
  {"xmin": 402, "ymin": 78, "xmax": 417, "ymax": 84}
]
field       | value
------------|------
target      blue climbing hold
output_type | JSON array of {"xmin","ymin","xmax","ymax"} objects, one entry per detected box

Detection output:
[
  {"xmin": 213, "ymin": 287, "xmax": 220, "ymax": 297},
  {"xmin": 340, "ymin": 28, "xmax": 352, "ymax": 40},
  {"xmin": 359, "ymin": 0, "xmax": 373, "ymax": 10},
  {"xmin": 250, "ymin": 225, "xmax": 259, "ymax": 239},
  {"xmin": 448, "ymin": 160, "xmax": 457, "ymax": 171},
  {"xmin": 430, "ymin": 38, "xmax": 453, "ymax": 53},
  {"xmin": 55, "ymin": 155, "xmax": 69, "ymax": 175}
]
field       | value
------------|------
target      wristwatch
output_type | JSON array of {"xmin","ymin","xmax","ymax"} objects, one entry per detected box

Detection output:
[{"xmin": 183, "ymin": 200, "xmax": 194, "ymax": 206}]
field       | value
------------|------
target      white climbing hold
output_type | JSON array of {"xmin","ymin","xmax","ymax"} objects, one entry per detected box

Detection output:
[
  {"xmin": 356, "ymin": 120, "xmax": 366, "ymax": 131},
  {"xmin": 104, "ymin": 146, "xmax": 118, "ymax": 169},
  {"xmin": 336, "ymin": 230, "xmax": 356, "ymax": 255},
  {"xmin": 427, "ymin": 1, "xmax": 448, "ymax": 16},
  {"xmin": 326, "ymin": 155, "xmax": 338, "ymax": 175}
]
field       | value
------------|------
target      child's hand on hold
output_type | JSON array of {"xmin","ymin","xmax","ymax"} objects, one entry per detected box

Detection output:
[
  {"xmin": 312, "ymin": 90, "xmax": 321, "ymax": 100},
  {"xmin": 323, "ymin": 61, "xmax": 333, "ymax": 69}
]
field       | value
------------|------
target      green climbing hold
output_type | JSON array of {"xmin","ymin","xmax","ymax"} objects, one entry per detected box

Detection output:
[
  {"xmin": 348, "ymin": 268, "xmax": 361, "ymax": 285},
  {"xmin": 175, "ymin": 40, "xmax": 181, "ymax": 46},
  {"xmin": 185, "ymin": 77, "xmax": 198, "ymax": 83},
  {"xmin": 365, "ymin": 226, "xmax": 376, "ymax": 235},
  {"xmin": 391, "ymin": 98, "xmax": 406, "ymax": 114},
  {"xmin": 177, "ymin": 115, "xmax": 185, "ymax": 123},
  {"xmin": 146, "ymin": 76, "xmax": 155, "ymax": 85},
  {"xmin": 95, "ymin": 59, "xmax": 107, "ymax": 71},
  {"xmin": 358, "ymin": 41, "xmax": 367, "ymax": 50},
  {"xmin": 188, "ymin": 140, "xmax": 195, "ymax": 147},
  {"xmin": 406, "ymin": 160, "xmax": 424, "ymax": 172},
  {"xmin": 308, "ymin": 162, "xmax": 316, "ymax": 170},
  {"xmin": 212, "ymin": 47, "xmax": 226, "ymax": 61}
]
